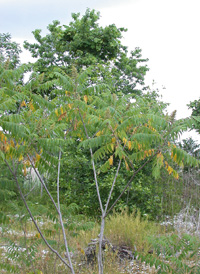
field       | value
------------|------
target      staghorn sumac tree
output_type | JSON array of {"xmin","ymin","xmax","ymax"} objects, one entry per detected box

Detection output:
[{"xmin": 0, "ymin": 63, "xmax": 199, "ymax": 274}]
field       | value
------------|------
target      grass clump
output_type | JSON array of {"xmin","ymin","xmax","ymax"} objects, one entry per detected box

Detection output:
[{"xmin": 105, "ymin": 209, "xmax": 161, "ymax": 253}]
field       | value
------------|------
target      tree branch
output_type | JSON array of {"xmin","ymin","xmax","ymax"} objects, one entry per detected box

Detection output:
[
  {"xmin": 104, "ymin": 159, "xmax": 121, "ymax": 215},
  {"xmin": 27, "ymin": 154, "xmax": 60, "ymax": 214},
  {"xmin": 4, "ymin": 159, "xmax": 72, "ymax": 270},
  {"xmin": 57, "ymin": 149, "xmax": 75, "ymax": 274},
  {"xmin": 105, "ymin": 151, "xmax": 159, "ymax": 217},
  {"xmin": 78, "ymin": 106, "xmax": 104, "ymax": 214}
]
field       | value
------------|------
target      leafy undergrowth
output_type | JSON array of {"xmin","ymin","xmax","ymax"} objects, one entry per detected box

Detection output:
[{"xmin": 0, "ymin": 209, "xmax": 200, "ymax": 274}]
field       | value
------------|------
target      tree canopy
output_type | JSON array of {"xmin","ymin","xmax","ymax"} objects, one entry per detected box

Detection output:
[
  {"xmin": 0, "ymin": 33, "xmax": 22, "ymax": 69},
  {"xmin": 188, "ymin": 98, "xmax": 200, "ymax": 133},
  {"xmin": 24, "ymin": 9, "xmax": 148, "ymax": 96}
]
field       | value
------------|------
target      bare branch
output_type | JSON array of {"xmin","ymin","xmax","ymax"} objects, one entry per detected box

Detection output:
[
  {"xmin": 27, "ymin": 154, "xmax": 59, "ymax": 214},
  {"xmin": 104, "ymin": 159, "xmax": 121, "ymax": 215},
  {"xmin": 4, "ymin": 159, "xmax": 72, "ymax": 270},
  {"xmin": 78, "ymin": 106, "xmax": 104, "ymax": 214}
]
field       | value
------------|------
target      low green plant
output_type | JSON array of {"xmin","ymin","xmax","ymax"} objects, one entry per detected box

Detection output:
[{"xmin": 137, "ymin": 233, "xmax": 200, "ymax": 274}]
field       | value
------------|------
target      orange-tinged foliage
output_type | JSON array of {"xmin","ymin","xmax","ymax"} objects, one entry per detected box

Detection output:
[
  {"xmin": 123, "ymin": 137, "xmax": 127, "ymax": 145},
  {"xmin": 128, "ymin": 141, "xmax": 132, "ymax": 150},
  {"xmin": 84, "ymin": 95, "xmax": 88, "ymax": 104},
  {"xmin": 65, "ymin": 90, "xmax": 70, "ymax": 96},
  {"xmin": 28, "ymin": 101, "xmax": 35, "ymax": 111},
  {"xmin": 125, "ymin": 160, "xmax": 130, "ymax": 171},
  {"xmin": 108, "ymin": 155, "xmax": 113, "ymax": 165},
  {"xmin": 58, "ymin": 112, "xmax": 67, "ymax": 121},
  {"xmin": 4, "ymin": 143, "xmax": 10, "ymax": 152},
  {"xmin": 36, "ymin": 153, "xmax": 41, "ymax": 162},
  {"xmin": 10, "ymin": 140, "xmax": 15, "ymax": 147},
  {"xmin": 96, "ymin": 131, "xmax": 102, "ymax": 137},
  {"xmin": 55, "ymin": 109, "xmax": 59, "ymax": 117},
  {"xmin": 18, "ymin": 154, "xmax": 23, "ymax": 161},
  {"xmin": 0, "ymin": 132, "xmax": 7, "ymax": 142},
  {"xmin": 20, "ymin": 100, "xmax": 26, "ymax": 107}
]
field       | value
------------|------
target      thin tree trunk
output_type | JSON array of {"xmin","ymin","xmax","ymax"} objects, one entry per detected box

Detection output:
[
  {"xmin": 57, "ymin": 150, "xmax": 75, "ymax": 274},
  {"xmin": 98, "ymin": 216, "xmax": 105, "ymax": 274}
]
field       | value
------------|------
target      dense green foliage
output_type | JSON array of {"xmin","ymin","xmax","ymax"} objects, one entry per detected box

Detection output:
[
  {"xmin": 24, "ymin": 9, "xmax": 148, "ymax": 96},
  {"xmin": 188, "ymin": 98, "xmax": 200, "ymax": 133},
  {"xmin": 0, "ymin": 10, "xmax": 199, "ymax": 219}
]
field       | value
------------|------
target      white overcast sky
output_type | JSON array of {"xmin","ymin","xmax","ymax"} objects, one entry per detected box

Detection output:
[{"xmin": 1, "ymin": 0, "xmax": 200, "ymax": 142}]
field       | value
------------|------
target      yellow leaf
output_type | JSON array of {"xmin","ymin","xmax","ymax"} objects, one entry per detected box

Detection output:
[
  {"xmin": 55, "ymin": 109, "xmax": 59, "ymax": 116},
  {"xmin": 96, "ymin": 131, "xmax": 102, "ymax": 137},
  {"xmin": 60, "ymin": 106, "xmax": 63, "ymax": 114},
  {"xmin": 65, "ymin": 91, "xmax": 70, "ymax": 96},
  {"xmin": 29, "ymin": 101, "xmax": 35, "ymax": 111},
  {"xmin": 128, "ymin": 141, "xmax": 132, "ymax": 150},
  {"xmin": 111, "ymin": 137, "xmax": 116, "ymax": 143},
  {"xmin": 123, "ymin": 137, "xmax": 127, "ymax": 145},
  {"xmin": 20, "ymin": 100, "xmax": 26, "ymax": 107},
  {"xmin": 36, "ymin": 153, "xmax": 41, "ymax": 162},
  {"xmin": 108, "ymin": 155, "xmax": 113, "ymax": 166},
  {"xmin": 5, "ymin": 143, "xmax": 10, "ymax": 152},
  {"xmin": 35, "ymin": 233, "xmax": 40, "ymax": 239},
  {"xmin": 10, "ymin": 140, "xmax": 15, "ymax": 147},
  {"xmin": 18, "ymin": 154, "xmax": 23, "ymax": 161},
  {"xmin": 173, "ymin": 154, "xmax": 177, "ymax": 161},
  {"xmin": 84, "ymin": 95, "xmax": 88, "ymax": 104},
  {"xmin": 68, "ymin": 104, "xmax": 72, "ymax": 109},
  {"xmin": 167, "ymin": 166, "xmax": 173, "ymax": 175},
  {"xmin": 0, "ymin": 132, "xmax": 5, "ymax": 141},
  {"xmin": 173, "ymin": 170, "xmax": 179, "ymax": 180},
  {"xmin": 168, "ymin": 141, "xmax": 171, "ymax": 147},
  {"xmin": 110, "ymin": 144, "xmax": 114, "ymax": 151},
  {"xmin": 125, "ymin": 160, "xmax": 130, "ymax": 171}
]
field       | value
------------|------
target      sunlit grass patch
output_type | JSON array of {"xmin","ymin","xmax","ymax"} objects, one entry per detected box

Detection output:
[{"xmin": 105, "ymin": 209, "xmax": 161, "ymax": 253}]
